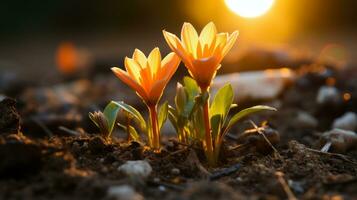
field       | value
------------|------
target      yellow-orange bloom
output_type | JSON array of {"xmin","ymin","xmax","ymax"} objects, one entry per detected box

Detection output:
[
  {"xmin": 163, "ymin": 22, "xmax": 239, "ymax": 90},
  {"xmin": 111, "ymin": 48, "xmax": 180, "ymax": 105}
]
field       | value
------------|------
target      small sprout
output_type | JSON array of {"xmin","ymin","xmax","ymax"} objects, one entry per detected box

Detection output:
[
  {"xmin": 89, "ymin": 111, "xmax": 110, "ymax": 138},
  {"xmin": 89, "ymin": 101, "xmax": 122, "ymax": 139}
]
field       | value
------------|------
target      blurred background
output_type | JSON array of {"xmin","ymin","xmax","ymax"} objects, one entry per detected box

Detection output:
[{"xmin": 0, "ymin": 0, "xmax": 356, "ymax": 78}]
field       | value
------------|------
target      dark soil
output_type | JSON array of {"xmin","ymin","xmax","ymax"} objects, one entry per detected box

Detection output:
[{"xmin": 0, "ymin": 60, "xmax": 356, "ymax": 199}]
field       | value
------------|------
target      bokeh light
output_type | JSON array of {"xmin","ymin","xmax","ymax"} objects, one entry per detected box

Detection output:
[{"xmin": 224, "ymin": 0, "xmax": 275, "ymax": 18}]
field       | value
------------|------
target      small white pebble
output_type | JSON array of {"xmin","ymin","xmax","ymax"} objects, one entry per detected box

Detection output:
[
  {"xmin": 316, "ymin": 86, "xmax": 340, "ymax": 104},
  {"xmin": 107, "ymin": 185, "xmax": 143, "ymax": 200},
  {"xmin": 158, "ymin": 185, "xmax": 166, "ymax": 192},
  {"xmin": 171, "ymin": 168, "xmax": 180, "ymax": 175},
  {"xmin": 118, "ymin": 160, "xmax": 152, "ymax": 179}
]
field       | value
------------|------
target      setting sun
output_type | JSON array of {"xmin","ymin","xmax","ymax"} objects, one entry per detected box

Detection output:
[{"xmin": 225, "ymin": 0, "xmax": 275, "ymax": 18}]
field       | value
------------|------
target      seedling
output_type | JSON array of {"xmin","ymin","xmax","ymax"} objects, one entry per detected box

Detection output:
[
  {"xmin": 169, "ymin": 77, "xmax": 276, "ymax": 165},
  {"xmin": 89, "ymin": 101, "xmax": 121, "ymax": 139}
]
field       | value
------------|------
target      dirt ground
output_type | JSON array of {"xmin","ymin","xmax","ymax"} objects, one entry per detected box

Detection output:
[{"xmin": 0, "ymin": 54, "xmax": 356, "ymax": 199}]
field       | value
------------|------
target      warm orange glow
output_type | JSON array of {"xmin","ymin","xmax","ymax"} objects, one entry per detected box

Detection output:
[
  {"xmin": 343, "ymin": 93, "xmax": 351, "ymax": 101},
  {"xmin": 111, "ymin": 48, "xmax": 180, "ymax": 105},
  {"xmin": 163, "ymin": 22, "xmax": 239, "ymax": 89},
  {"xmin": 224, "ymin": 0, "xmax": 275, "ymax": 18},
  {"xmin": 56, "ymin": 42, "xmax": 78, "ymax": 74},
  {"xmin": 326, "ymin": 77, "xmax": 336, "ymax": 86}
]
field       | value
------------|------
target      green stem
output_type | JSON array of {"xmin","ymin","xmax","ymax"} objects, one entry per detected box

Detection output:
[{"xmin": 149, "ymin": 104, "xmax": 160, "ymax": 152}]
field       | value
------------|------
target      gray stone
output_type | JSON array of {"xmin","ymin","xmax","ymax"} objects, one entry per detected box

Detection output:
[
  {"xmin": 316, "ymin": 86, "xmax": 340, "ymax": 104},
  {"xmin": 295, "ymin": 111, "xmax": 318, "ymax": 129},
  {"xmin": 332, "ymin": 112, "xmax": 357, "ymax": 131},
  {"xmin": 118, "ymin": 160, "xmax": 152, "ymax": 179},
  {"xmin": 107, "ymin": 185, "xmax": 143, "ymax": 200}
]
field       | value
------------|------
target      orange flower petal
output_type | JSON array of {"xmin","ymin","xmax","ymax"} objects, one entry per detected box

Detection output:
[
  {"xmin": 148, "ymin": 78, "xmax": 167, "ymax": 104},
  {"xmin": 132, "ymin": 49, "xmax": 147, "ymax": 68},
  {"xmin": 181, "ymin": 22, "xmax": 198, "ymax": 56},
  {"xmin": 111, "ymin": 67, "xmax": 148, "ymax": 101},
  {"xmin": 222, "ymin": 31, "xmax": 239, "ymax": 57},
  {"xmin": 192, "ymin": 56, "xmax": 220, "ymax": 86},
  {"xmin": 148, "ymin": 47, "xmax": 161, "ymax": 77},
  {"xmin": 124, "ymin": 57, "xmax": 142, "ymax": 83},
  {"xmin": 163, "ymin": 30, "xmax": 193, "ymax": 68},
  {"xmin": 215, "ymin": 33, "xmax": 228, "ymax": 50},
  {"xmin": 199, "ymin": 22, "xmax": 217, "ymax": 50}
]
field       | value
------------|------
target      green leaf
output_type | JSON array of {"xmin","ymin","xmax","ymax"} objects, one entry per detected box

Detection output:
[
  {"xmin": 113, "ymin": 101, "xmax": 146, "ymax": 130},
  {"xmin": 210, "ymin": 114, "xmax": 221, "ymax": 138},
  {"xmin": 183, "ymin": 76, "xmax": 200, "ymax": 99},
  {"xmin": 210, "ymin": 84, "xmax": 234, "ymax": 123},
  {"xmin": 158, "ymin": 101, "xmax": 169, "ymax": 130},
  {"xmin": 224, "ymin": 105, "xmax": 277, "ymax": 135},
  {"xmin": 192, "ymin": 107, "xmax": 205, "ymax": 140},
  {"xmin": 103, "ymin": 101, "xmax": 122, "ymax": 135},
  {"xmin": 117, "ymin": 123, "xmax": 140, "ymax": 141},
  {"xmin": 175, "ymin": 83, "xmax": 187, "ymax": 114},
  {"xmin": 230, "ymin": 103, "xmax": 238, "ymax": 109}
]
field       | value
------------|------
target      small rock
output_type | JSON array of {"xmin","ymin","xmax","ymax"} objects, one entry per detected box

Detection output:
[
  {"xmin": 213, "ymin": 69, "xmax": 295, "ymax": 102},
  {"xmin": 320, "ymin": 129, "xmax": 357, "ymax": 153},
  {"xmin": 0, "ymin": 94, "xmax": 5, "ymax": 101},
  {"xmin": 118, "ymin": 160, "xmax": 152, "ymax": 179},
  {"xmin": 107, "ymin": 185, "xmax": 143, "ymax": 200},
  {"xmin": 332, "ymin": 112, "xmax": 357, "ymax": 131},
  {"xmin": 295, "ymin": 111, "xmax": 318, "ymax": 129},
  {"xmin": 316, "ymin": 86, "xmax": 340, "ymax": 105},
  {"xmin": 171, "ymin": 168, "xmax": 180, "ymax": 175},
  {"xmin": 0, "ymin": 98, "xmax": 20, "ymax": 135},
  {"xmin": 158, "ymin": 185, "xmax": 166, "ymax": 192}
]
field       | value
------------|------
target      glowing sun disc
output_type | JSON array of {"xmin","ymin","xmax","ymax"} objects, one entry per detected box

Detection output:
[{"xmin": 225, "ymin": 0, "xmax": 275, "ymax": 18}]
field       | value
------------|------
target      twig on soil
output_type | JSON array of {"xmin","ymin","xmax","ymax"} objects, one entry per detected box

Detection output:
[
  {"xmin": 229, "ymin": 143, "xmax": 249, "ymax": 151},
  {"xmin": 209, "ymin": 163, "xmax": 241, "ymax": 181},
  {"xmin": 31, "ymin": 117, "xmax": 53, "ymax": 137},
  {"xmin": 320, "ymin": 142, "xmax": 332, "ymax": 153},
  {"xmin": 58, "ymin": 126, "xmax": 80, "ymax": 135},
  {"xmin": 249, "ymin": 120, "xmax": 282, "ymax": 159},
  {"xmin": 275, "ymin": 171, "xmax": 298, "ymax": 200},
  {"xmin": 305, "ymin": 147, "xmax": 357, "ymax": 165}
]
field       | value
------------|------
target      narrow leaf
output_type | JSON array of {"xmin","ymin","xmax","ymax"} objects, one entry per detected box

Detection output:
[
  {"xmin": 225, "ymin": 105, "xmax": 277, "ymax": 134},
  {"xmin": 113, "ymin": 101, "xmax": 146, "ymax": 130},
  {"xmin": 103, "ymin": 101, "xmax": 122, "ymax": 135},
  {"xmin": 158, "ymin": 101, "xmax": 169, "ymax": 130},
  {"xmin": 210, "ymin": 114, "xmax": 221, "ymax": 138},
  {"xmin": 117, "ymin": 123, "xmax": 140, "ymax": 141},
  {"xmin": 210, "ymin": 84, "xmax": 233, "ymax": 122}
]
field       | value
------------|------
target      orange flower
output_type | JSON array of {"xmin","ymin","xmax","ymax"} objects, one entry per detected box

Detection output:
[
  {"xmin": 111, "ymin": 48, "xmax": 180, "ymax": 105},
  {"xmin": 163, "ymin": 22, "xmax": 239, "ymax": 90}
]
